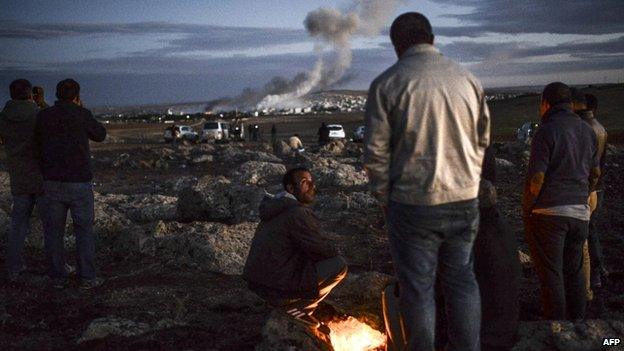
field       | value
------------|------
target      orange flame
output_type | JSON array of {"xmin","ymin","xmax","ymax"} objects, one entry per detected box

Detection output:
[{"xmin": 328, "ymin": 316, "xmax": 386, "ymax": 351}]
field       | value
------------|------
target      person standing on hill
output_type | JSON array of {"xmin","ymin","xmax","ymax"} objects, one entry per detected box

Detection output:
[
  {"xmin": 0, "ymin": 79, "xmax": 44, "ymax": 281},
  {"xmin": 573, "ymin": 91, "xmax": 609, "ymax": 288},
  {"xmin": 34, "ymin": 79, "xmax": 107, "ymax": 290},
  {"xmin": 364, "ymin": 12, "xmax": 490, "ymax": 351},
  {"xmin": 317, "ymin": 122, "xmax": 330, "ymax": 146},
  {"xmin": 523, "ymin": 82, "xmax": 600, "ymax": 320},
  {"xmin": 32, "ymin": 86, "xmax": 49, "ymax": 109}
]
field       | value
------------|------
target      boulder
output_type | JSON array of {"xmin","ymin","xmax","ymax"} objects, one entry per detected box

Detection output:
[
  {"xmin": 216, "ymin": 146, "xmax": 282, "ymax": 163},
  {"xmin": 229, "ymin": 161, "xmax": 287, "ymax": 186},
  {"xmin": 315, "ymin": 192, "xmax": 377, "ymax": 212},
  {"xmin": 318, "ymin": 140, "xmax": 347, "ymax": 156},
  {"xmin": 122, "ymin": 194, "xmax": 178, "ymax": 223},
  {"xmin": 78, "ymin": 317, "xmax": 151, "ymax": 343},
  {"xmin": 176, "ymin": 176, "xmax": 266, "ymax": 224},
  {"xmin": 273, "ymin": 140, "xmax": 293, "ymax": 157},
  {"xmin": 293, "ymin": 154, "xmax": 368, "ymax": 188},
  {"xmin": 149, "ymin": 221, "xmax": 257, "ymax": 275}
]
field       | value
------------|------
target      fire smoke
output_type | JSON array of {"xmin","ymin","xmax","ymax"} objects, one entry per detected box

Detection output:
[{"xmin": 256, "ymin": 0, "xmax": 402, "ymax": 110}]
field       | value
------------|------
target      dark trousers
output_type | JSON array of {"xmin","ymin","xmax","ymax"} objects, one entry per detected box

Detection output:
[
  {"xmin": 40, "ymin": 181, "xmax": 96, "ymax": 280},
  {"xmin": 388, "ymin": 199, "xmax": 481, "ymax": 351},
  {"xmin": 525, "ymin": 214, "xmax": 589, "ymax": 320},
  {"xmin": 588, "ymin": 191, "xmax": 605, "ymax": 275},
  {"xmin": 263, "ymin": 256, "xmax": 348, "ymax": 312},
  {"xmin": 6, "ymin": 194, "xmax": 40, "ymax": 274}
]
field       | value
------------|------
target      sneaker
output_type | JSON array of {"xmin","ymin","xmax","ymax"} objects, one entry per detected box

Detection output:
[
  {"xmin": 284, "ymin": 307, "xmax": 321, "ymax": 328},
  {"xmin": 80, "ymin": 278, "xmax": 104, "ymax": 290}
]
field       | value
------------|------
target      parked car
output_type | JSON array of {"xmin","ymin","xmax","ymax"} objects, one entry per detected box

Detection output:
[
  {"xmin": 202, "ymin": 121, "xmax": 230, "ymax": 142},
  {"xmin": 327, "ymin": 124, "xmax": 346, "ymax": 139},
  {"xmin": 516, "ymin": 122, "xmax": 540, "ymax": 143},
  {"xmin": 164, "ymin": 125, "xmax": 198, "ymax": 143},
  {"xmin": 352, "ymin": 125, "xmax": 365, "ymax": 142}
]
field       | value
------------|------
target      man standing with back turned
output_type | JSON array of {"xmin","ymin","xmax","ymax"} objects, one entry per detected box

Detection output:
[
  {"xmin": 364, "ymin": 13, "xmax": 490, "ymax": 351},
  {"xmin": 0, "ymin": 79, "xmax": 43, "ymax": 281},
  {"xmin": 523, "ymin": 83, "xmax": 600, "ymax": 320},
  {"xmin": 35, "ymin": 79, "xmax": 107, "ymax": 289}
]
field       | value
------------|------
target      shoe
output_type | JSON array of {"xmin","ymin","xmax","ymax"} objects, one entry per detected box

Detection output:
[
  {"xmin": 80, "ymin": 278, "xmax": 104, "ymax": 290},
  {"xmin": 284, "ymin": 307, "xmax": 321, "ymax": 328}
]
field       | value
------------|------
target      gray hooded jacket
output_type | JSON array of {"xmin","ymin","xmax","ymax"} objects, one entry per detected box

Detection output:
[{"xmin": 0, "ymin": 100, "xmax": 43, "ymax": 195}]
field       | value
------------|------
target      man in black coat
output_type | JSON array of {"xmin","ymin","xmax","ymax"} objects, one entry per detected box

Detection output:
[{"xmin": 243, "ymin": 167, "xmax": 347, "ymax": 328}]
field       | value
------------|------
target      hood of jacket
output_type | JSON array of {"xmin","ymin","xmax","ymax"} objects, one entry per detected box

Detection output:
[
  {"xmin": 258, "ymin": 191, "xmax": 300, "ymax": 221},
  {"xmin": 2, "ymin": 100, "xmax": 39, "ymax": 122}
]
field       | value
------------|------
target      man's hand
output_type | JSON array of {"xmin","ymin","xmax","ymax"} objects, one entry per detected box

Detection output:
[{"xmin": 522, "ymin": 172, "xmax": 545, "ymax": 219}]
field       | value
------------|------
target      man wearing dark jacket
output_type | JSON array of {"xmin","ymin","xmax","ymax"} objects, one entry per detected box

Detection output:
[
  {"xmin": 0, "ymin": 79, "xmax": 43, "ymax": 280},
  {"xmin": 243, "ymin": 167, "xmax": 347, "ymax": 328},
  {"xmin": 34, "ymin": 79, "xmax": 106, "ymax": 289},
  {"xmin": 523, "ymin": 82, "xmax": 600, "ymax": 320}
]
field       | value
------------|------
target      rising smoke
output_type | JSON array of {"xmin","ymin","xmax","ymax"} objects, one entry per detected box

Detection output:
[{"xmin": 228, "ymin": 0, "xmax": 402, "ymax": 111}]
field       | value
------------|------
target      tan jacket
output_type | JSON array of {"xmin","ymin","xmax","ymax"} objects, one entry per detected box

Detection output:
[{"xmin": 364, "ymin": 44, "xmax": 490, "ymax": 206}]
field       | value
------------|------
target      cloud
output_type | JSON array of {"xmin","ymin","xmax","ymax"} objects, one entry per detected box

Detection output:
[
  {"xmin": 436, "ymin": 0, "xmax": 624, "ymax": 35},
  {"xmin": 0, "ymin": 21, "xmax": 310, "ymax": 51}
]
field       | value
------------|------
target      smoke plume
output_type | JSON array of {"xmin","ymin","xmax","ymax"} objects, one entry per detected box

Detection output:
[{"xmin": 255, "ymin": 0, "xmax": 402, "ymax": 110}]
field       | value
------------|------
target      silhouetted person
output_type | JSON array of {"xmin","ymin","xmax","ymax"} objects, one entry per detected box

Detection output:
[
  {"xmin": 271, "ymin": 124, "xmax": 277, "ymax": 145},
  {"xmin": 0, "ymin": 79, "xmax": 43, "ymax": 281},
  {"xmin": 365, "ymin": 12, "xmax": 489, "ymax": 351},
  {"xmin": 523, "ymin": 82, "xmax": 600, "ymax": 320},
  {"xmin": 573, "ymin": 91, "xmax": 609, "ymax": 288},
  {"xmin": 318, "ymin": 122, "xmax": 329, "ymax": 146},
  {"xmin": 32, "ymin": 86, "xmax": 49, "ymax": 109},
  {"xmin": 34, "ymin": 79, "xmax": 107, "ymax": 289}
]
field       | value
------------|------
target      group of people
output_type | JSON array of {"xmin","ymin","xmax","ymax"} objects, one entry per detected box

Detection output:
[
  {"xmin": 1, "ymin": 78, "xmax": 106, "ymax": 289},
  {"xmin": 243, "ymin": 12, "xmax": 609, "ymax": 351}
]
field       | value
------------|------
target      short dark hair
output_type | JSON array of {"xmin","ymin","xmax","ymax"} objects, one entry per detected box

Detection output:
[
  {"xmin": 571, "ymin": 88, "xmax": 587, "ymax": 105},
  {"xmin": 390, "ymin": 12, "xmax": 433, "ymax": 49},
  {"xmin": 542, "ymin": 82, "xmax": 572, "ymax": 106},
  {"xmin": 56, "ymin": 79, "xmax": 80, "ymax": 101},
  {"xmin": 283, "ymin": 167, "xmax": 310, "ymax": 189},
  {"xmin": 9, "ymin": 79, "xmax": 32, "ymax": 100},
  {"xmin": 585, "ymin": 93, "xmax": 598, "ymax": 112}
]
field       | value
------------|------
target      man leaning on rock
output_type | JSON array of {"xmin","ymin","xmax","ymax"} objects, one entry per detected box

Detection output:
[
  {"xmin": 34, "ymin": 79, "xmax": 107, "ymax": 290},
  {"xmin": 0, "ymin": 79, "xmax": 44, "ymax": 282},
  {"xmin": 243, "ymin": 167, "xmax": 347, "ymax": 332}
]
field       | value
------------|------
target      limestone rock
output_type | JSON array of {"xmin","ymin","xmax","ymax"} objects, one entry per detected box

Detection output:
[{"xmin": 229, "ymin": 161, "xmax": 286, "ymax": 186}]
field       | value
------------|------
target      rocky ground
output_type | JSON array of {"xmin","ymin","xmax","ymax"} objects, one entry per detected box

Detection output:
[{"xmin": 0, "ymin": 136, "xmax": 623, "ymax": 350}]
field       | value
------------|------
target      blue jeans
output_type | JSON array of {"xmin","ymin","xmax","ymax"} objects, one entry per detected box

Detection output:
[
  {"xmin": 40, "ymin": 181, "xmax": 96, "ymax": 280},
  {"xmin": 6, "ymin": 194, "xmax": 40, "ymax": 274},
  {"xmin": 388, "ymin": 199, "xmax": 481, "ymax": 351}
]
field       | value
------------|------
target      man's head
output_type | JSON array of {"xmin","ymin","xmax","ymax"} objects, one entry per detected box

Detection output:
[
  {"xmin": 283, "ymin": 167, "xmax": 316, "ymax": 204},
  {"xmin": 586, "ymin": 93, "xmax": 598, "ymax": 113},
  {"xmin": 56, "ymin": 79, "xmax": 80, "ymax": 104},
  {"xmin": 540, "ymin": 82, "xmax": 572, "ymax": 119},
  {"xmin": 32, "ymin": 86, "xmax": 45, "ymax": 101},
  {"xmin": 571, "ymin": 88, "xmax": 587, "ymax": 112},
  {"xmin": 9, "ymin": 79, "xmax": 33, "ymax": 101},
  {"xmin": 390, "ymin": 12, "xmax": 434, "ymax": 58}
]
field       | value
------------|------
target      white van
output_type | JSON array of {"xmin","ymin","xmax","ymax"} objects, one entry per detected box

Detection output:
[{"xmin": 202, "ymin": 121, "xmax": 230, "ymax": 142}]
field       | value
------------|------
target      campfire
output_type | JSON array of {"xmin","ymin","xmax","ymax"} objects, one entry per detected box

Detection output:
[{"xmin": 328, "ymin": 316, "xmax": 386, "ymax": 351}]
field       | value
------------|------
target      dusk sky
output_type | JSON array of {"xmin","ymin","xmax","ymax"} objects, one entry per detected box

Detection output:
[{"xmin": 1, "ymin": 0, "xmax": 623, "ymax": 106}]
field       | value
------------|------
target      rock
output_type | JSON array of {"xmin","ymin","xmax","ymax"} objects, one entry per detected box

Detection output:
[
  {"xmin": 192, "ymin": 155, "xmax": 213, "ymax": 164},
  {"xmin": 256, "ymin": 310, "xmax": 332, "ymax": 351},
  {"xmin": 229, "ymin": 161, "xmax": 287, "ymax": 186},
  {"xmin": 316, "ymin": 192, "xmax": 377, "ymax": 212},
  {"xmin": 78, "ymin": 317, "xmax": 151, "ymax": 343},
  {"xmin": 150, "ymin": 221, "xmax": 257, "ymax": 274},
  {"xmin": 216, "ymin": 146, "xmax": 282, "ymax": 163},
  {"xmin": 512, "ymin": 320, "xmax": 622, "ymax": 351},
  {"xmin": 319, "ymin": 140, "xmax": 347, "ymax": 156},
  {"xmin": 123, "ymin": 194, "xmax": 178, "ymax": 223},
  {"xmin": 293, "ymin": 154, "xmax": 368, "ymax": 188},
  {"xmin": 176, "ymin": 176, "xmax": 267, "ymax": 224},
  {"xmin": 273, "ymin": 140, "xmax": 293, "ymax": 156},
  {"xmin": 77, "ymin": 316, "xmax": 186, "ymax": 344}
]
